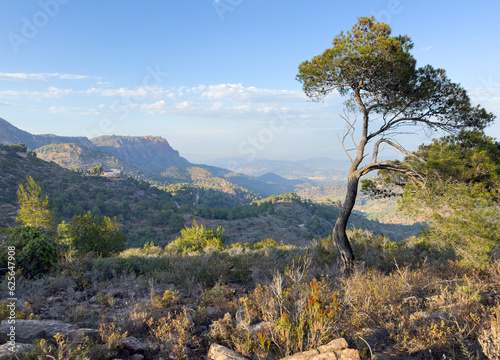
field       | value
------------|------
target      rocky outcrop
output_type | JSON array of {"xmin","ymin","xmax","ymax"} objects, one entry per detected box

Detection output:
[
  {"xmin": 279, "ymin": 338, "xmax": 360, "ymax": 360},
  {"xmin": 0, "ymin": 319, "xmax": 78, "ymax": 344},
  {"xmin": 91, "ymin": 135, "xmax": 190, "ymax": 170}
]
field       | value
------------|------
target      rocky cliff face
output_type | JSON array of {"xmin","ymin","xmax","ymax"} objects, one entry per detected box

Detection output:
[
  {"xmin": 91, "ymin": 135, "xmax": 190, "ymax": 170},
  {"xmin": 0, "ymin": 118, "xmax": 95, "ymax": 150}
]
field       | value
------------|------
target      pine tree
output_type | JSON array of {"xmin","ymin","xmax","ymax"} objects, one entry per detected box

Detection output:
[{"xmin": 16, "ymin": 176, "xmax": 55, "ymax": 230}]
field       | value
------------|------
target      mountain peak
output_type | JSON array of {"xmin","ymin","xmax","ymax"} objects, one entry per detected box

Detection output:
[{"xmin": 91, "ymin": 135, "xmax": 190, "ymax": 170}]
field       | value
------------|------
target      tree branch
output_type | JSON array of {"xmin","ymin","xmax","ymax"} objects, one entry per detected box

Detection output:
[
  {"xmin": 371, "ymin": 139, "xmax": 426, "ymax": 164},
  {"xmin": 359, "ymin": 163, "xmax": 425, "ymax": 187}
]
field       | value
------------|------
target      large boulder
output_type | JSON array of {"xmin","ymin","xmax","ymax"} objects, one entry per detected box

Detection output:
[
  {"xmin": 207, "ymin": 343, "xmax": 248, "ymax": 360},
  {"xmin": 0, "ymin": 320, "xmax": 78, "ymax": 344}
]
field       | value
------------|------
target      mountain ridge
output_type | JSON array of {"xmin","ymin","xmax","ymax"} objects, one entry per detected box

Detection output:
[
  {"xmin": 0, "ymin": 118, "xmax": 300, "ymax": 197},
  {"xmin": 0, "ymin": 118, "xmax": 94, "ymax": 150}
]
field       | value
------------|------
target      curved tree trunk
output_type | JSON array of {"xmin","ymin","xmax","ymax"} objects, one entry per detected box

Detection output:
[{"xmin": 333, "ymin": 173, "xmax": 359, "ymax": 274}]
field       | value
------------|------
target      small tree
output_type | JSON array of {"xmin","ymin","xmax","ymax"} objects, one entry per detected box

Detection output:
[
  {"xmin": 296, "ymin": 16, "xmax": 494, "ymax": 272},
  {"xmin": 63, "ymin": 211, "xmax": 126, "ymax": 256},
  {"xmin": 16, "ymin": 176, "xmax": 55, "ymax": 230}
]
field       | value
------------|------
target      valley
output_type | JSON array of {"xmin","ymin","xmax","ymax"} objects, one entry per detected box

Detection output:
[{"xmin": 0, "ymin": 118, "xmax": 420, "ymax": 246}]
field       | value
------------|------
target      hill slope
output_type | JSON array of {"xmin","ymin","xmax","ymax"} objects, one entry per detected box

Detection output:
[{"xmin": 35, "ymin": 143, "xmax": 136, "ymax": 173}]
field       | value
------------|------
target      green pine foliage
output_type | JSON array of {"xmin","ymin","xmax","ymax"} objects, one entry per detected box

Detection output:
[
  {"xmin": 16, "ymin": 176, "xmax": 55, "ymax": 230},
  {"xmin": 364, "ymin": 131, "xmax": 500, "ymax": 267}
]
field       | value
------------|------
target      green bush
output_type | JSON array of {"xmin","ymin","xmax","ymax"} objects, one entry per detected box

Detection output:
[
  {"xmin": 60, "ymin": 212, "xmax": 126, "ymax": 257},
  {"xmin": 252, "ymin": 238, "xmax": 278, "ymax": 249},
  {"xmin": 1, "ymin": 226, "xmax": 58, "ymax": 278},
  {"xmin": 167, "ymin": 220, "xmax": 226, "ymax": 253}
]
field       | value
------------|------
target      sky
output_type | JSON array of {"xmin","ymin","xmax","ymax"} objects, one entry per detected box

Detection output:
[{"xmin": 0, "ymin": 0, "xmax": 499, "ymax": 164}]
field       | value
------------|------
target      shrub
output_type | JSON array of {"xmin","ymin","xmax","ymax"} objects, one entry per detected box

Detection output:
[
  {"xmin": 167, "ymin": 220, "xmax": 226, "ymax": 253},
  {"xmin": 0, "ymin": 226, "xmax": 58, "ymax": 278},
  {"xmin": 62, "ymin": 211, "xmax": 126, "ymax": 257},
  {"xmin": 252, "ymin": 238, "xmax": 279, "ymax": 250},
  {"xmin": 479, "ymin": 306, "xmax": 500, "ymax": 360}
]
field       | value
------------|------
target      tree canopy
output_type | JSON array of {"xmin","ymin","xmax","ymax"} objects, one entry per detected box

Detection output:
[
  {"xmin": 296, "ymin": 16, "xmax": 495, "ymax": 271},
  {"xmin": 363, "ymin": 130, "xmax": 500, "ymax": 267}
]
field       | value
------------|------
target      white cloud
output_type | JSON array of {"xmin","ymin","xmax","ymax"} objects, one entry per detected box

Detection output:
[
  {"xmin": 139, "ymin": 100, "xmax": 166, "ymax": 113},
  {"xmin": 0, "ymin": 87, "xmax": 74, "ymax": 100},
  {"xmin": 0, "ymin": 82, "xmax": 344, "ymax": 124},
  {"xmin": 84, "ymin": 86, "xmax": 177, "ymax": 99},
  {"xmin": 0, "ymin": 72, "xmax": 99, "ymax": 82},
  {"xmin": 200, "ymin": 83, "xmax": 306, "ymax": 103},
  {"xmin": 48, "ymin": 106, "xmax": 101, "ymax": 116},
  {"xmin": 0, "ymin": 101, "xmax": 19, "ymax": 107}
]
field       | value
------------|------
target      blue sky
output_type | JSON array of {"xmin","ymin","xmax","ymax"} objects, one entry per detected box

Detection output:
[{"xmin": 0, "ymin": 0, "xmax": 499, "ymax": 163}]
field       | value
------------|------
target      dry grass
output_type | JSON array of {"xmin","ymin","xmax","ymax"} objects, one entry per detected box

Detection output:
[{"xmin": 3, "ymin": 231, "xmax": 500, "ymax": 360}]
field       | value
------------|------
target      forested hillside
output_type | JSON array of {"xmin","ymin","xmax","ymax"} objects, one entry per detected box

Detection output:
[{"xmin": 0, "ymin": 144, "xmax": 419, "ymax": 246}]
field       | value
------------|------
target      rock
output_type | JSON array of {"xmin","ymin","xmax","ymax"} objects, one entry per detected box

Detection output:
[
  {"xmin": 410, "ymin": 311, "xmax": 448, "ymax": 321},
  {"xmin": 129, "ymin": 355, "xmax": 145, "ymax": 360},
  {"xmin": 207, "ymin": 343, "xmax": 248, "ymax": 360},
  {"xmin": 67, "ymin": 328, "xmax": 100, "ymax": 344},
  {"xmin": 206, "ymin": 306, "xmax": 217, "ymax": 316},
  {"xmin": 426, "ymin": 311, "xmax": 448, "ymax": 320},
  {"xmin": 490, "ymin": 245, "xmax": 500, "ymax": 260},
  {"xmin": 279, "ymin": 338, "xmax": 360, "ymax": 360},
  {"xmin": 0, "ymin": 320, "xmax": 78, "ymax": 344},
  {"xmin": 0, "ymin": 343, "xmax": 34, "ymax": 359},
  {"xmin": 119, "ymin": 336, "xmax": 147, "ymax": 353}
]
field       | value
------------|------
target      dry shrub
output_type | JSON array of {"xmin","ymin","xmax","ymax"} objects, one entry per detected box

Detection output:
[
  {"xmin": 147, "ymin": 310, "xmax": 198, "ymax": 360},
  {"xmin": 209, "ymin": 312, "xmax": 255, "ymax": 358},
  {"xmin": 342, "ymin": 268, "xmax": 409, "ymax": 329},
  {"xmin": 98, "ymin": 321, "xmax": 128, "ymax": 356},
  {"xmin": 479, "ymin": 306, "xmax": 500, "ymax": 360},
  {"xmin": 121, "ymin": 301, "xmax": 151, "ymax": 335},
  {"xmin": 252, "ymin": 263, "xmax": 340, "ymax": 358}
]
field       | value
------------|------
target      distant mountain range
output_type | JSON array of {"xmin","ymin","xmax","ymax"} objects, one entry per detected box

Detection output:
[
  {"xmin": 201, "ymin": 156, "xmax": 351, "ymax": 184},
  {"xmin": 0, "ymin": 118, "xmax": 300, "ymax": 198}
]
